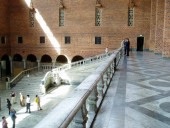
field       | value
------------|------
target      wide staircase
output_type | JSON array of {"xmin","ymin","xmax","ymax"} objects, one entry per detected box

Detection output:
[{"xmin": 0, "ymin": 54, "xmax": 110, "ymax": 128}]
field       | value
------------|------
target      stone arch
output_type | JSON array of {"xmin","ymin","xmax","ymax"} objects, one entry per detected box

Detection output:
[
  {"xmin": 71, "ymin": 55, "xmax": 84, "ymax": 62},
  {"xmin": 41, "ymin": 54, "xmax": 52, "ymax": 63},
  {"xmin": 13, "ymin": 54, "xmax": 23, "ymax": 61},
  {"xmin": 27, "ymin": 54, "xmax": 37, "ymax": 62},
  {"xmin": 26, "ymin": 54, "xmax": 37, "ymax": 68},
  {"xmin": 1, "ymin": 54, "xmax": 11, "ymax": 76},
  {"xmin": 56, "ymin": 55, "xmax": 68, "ymax": 65}
]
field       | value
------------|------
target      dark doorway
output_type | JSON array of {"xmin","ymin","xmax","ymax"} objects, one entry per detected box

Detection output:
[
  {"xmin": 1, "ymin": 55, "xmax": 11, "ymax": 76},
  {"xmin": 137, "ymin": 37, "xmax": 144, "ymax": 51}
]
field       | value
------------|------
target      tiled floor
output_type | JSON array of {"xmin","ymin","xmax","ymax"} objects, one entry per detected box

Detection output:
[
  {"xmin": 93, "ymin": 51, "xmax": 170, "ymax": 128},
  {"xmin": 1, "ymin": 51, "xmax": 170, "ymax": 128}
]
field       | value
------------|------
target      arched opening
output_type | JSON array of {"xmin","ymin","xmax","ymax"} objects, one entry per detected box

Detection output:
[
  {"xmin": 1, "ymin": 54, "xmax": 11, "ymax": 77},
  {"xmin": 56, "ymin": 55, "xmax": 68, "ymax": 66},
  {"xmin": 72, "ymin": 55, "xmax": 84, "ymax": 62},
  {"xmin": 27, "ymin": 54, "xmax": 37, "ymax": 68},
  {"xmin": 13, "ymin": 54, "xmax": 23, "ymax": 61},
  {"xmin": 27, "ymin": 54, "xmax": 37, "ymax": 62},
  {"xmin": 13, "ymin": 54, "xmax": 23, "ymax": 76},
  {"xmin": 41, "ymin": 54, "xmax": 52, "ymax": 63}
]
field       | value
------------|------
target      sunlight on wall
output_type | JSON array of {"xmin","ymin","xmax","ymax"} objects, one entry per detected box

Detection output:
[{"xmin": 24, "ymin": 0, "xmax": 61, "ymax": 54}]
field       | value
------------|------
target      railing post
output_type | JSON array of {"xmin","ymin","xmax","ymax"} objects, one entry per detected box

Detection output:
[
  {"xmin": 37, "ymin": 60, "xmax": 40, "ymax": 71},
  {"xmin": 87, "ymin": 86, "xmax": 98, "ymax": 113},
  {"xmin": 97, "ymin": 78, "xmax": 104, "ymax": 98},
  {"xmin": 70, "ymin": 104, "xmax": 88, "ymax": 128},
  {"xmin": 114, "ymin": 57, "xmax": 117, "ymax": 71}
]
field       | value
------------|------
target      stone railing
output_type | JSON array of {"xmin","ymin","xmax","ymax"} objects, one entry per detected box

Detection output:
[
  {"xmin": 7, "ymin": 67, "xmax": 39, "ymax": 89},
  {"xmin": 34, "ymin": 44, "xmax": 123, "ymax": 128},
  {"xmin": 40, "ymin": 50, "xmax": 115, "ymax": 94},
  {"xmin": 52, "ymin": 52, "xmax": 113, "ymax": 72}
]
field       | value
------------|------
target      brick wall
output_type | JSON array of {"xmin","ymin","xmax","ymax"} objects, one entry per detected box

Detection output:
[{"xmin": 0, "ymin": 0, "xmax": 151, "ymax": 61}]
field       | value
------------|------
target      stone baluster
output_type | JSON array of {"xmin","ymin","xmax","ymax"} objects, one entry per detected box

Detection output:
[
  {"xmin": 103, "ymin": 72, "xmax": 108, "ymax": 92},
  {"xmin": 70, "ymin": 104, "xmax": 88, "ymax": 128},
  {"xmin": 97, "ymin": 78, "xmax": 104, "ymax": 101},
  {"xmin": 87, "ymin": 86, "xmax": 98, "ymax": 113},
  {"xmin": 52, "ymin": 60, "xmax": 56, "ymax": 69}
]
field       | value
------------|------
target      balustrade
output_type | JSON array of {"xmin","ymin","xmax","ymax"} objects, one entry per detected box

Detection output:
[{"xmin": 35, "ymin": 41, "xmax": 124, "ymax": 128}]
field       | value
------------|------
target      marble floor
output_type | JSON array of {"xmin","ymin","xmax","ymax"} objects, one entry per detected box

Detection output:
[{"xmin": 93, "ymin": 51, "xmax": 170, "ymax": 128}]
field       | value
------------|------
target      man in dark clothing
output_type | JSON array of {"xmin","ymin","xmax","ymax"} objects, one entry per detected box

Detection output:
[{"xmin": 124, "ymin": 38, "xmax": 130, "ymax": 56}]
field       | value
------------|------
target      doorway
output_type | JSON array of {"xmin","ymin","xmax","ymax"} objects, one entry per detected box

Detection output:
[{"xmin": 137, "ymin": 36, "xmax": 144, "ymax": 51}]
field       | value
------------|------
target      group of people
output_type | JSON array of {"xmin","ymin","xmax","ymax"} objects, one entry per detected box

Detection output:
[{"xmin": 2, "ymin": 91, "xmax": 42, "ymax": 128}]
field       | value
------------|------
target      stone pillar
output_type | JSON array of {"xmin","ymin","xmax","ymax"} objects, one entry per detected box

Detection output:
[
  {"xmin": 37, "ymin": 60, "xmax": 40, "ymax": 71},
  {"xmin": 163, "ymin": 0, "xmax": 170, "ymax": 57},
  {"xmin": 97, "ymin": 78, "xmax": 104, "ymax": 99},
  {"xmin": 23, "ymin": 59, "xmax": 26, "ymax": 69},
  {"xmin": 52, "ymin": 60, "xmax": 56, "ymax": 68}
]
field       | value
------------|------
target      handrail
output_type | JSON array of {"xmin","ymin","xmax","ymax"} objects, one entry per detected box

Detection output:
[
  {"xmin": 52, "ymin": 50, "xmax": 114, "ymax": 73},
  {"xmin": 34, "ymin": 42, "xmax": 124, "ymax": 128},
  {"xmin": 40, "ymin": 50, "xmax": 115, "ymax": 93},
  {"xmin": 8, "ymin": 67, "xmax": 39, "ymax": 89}
]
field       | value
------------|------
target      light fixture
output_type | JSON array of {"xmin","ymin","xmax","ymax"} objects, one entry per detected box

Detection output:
[
  {"xmin": 59, "ymin": 0, "xmax": 64, "ymax": 9},
  {"xmin": 30, "ymin": 0, "xmax": 36, "ymax": 13},
  {"xmin": 128, "ymin": 0, "xmax": 136, "ymax": 8},
  {"xmin": 96, "ymin": 0, "xmax": 102, "ymax": 8}
]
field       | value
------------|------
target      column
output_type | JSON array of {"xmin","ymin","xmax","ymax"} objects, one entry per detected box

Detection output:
[
  {"xmin": 23, "ymin": 59, "xmax": 26, "ymax": 69},
  {"xmin": 9, "ymin": 58, "xmax": 13, "ymax": 75},
  {"xmin": 155, "ymin": 0, "xmax": 165, "ymax": 53},
  {"xmin": 163, "ymin": 0, "xmax": 170, "ymax": 57},
  {"xmin": 37, "ymin": 59, "xmax": 40, "ymax": 71},
  {"xmin": 52, "ymin": 60, "xmax": 56, "ymax": 68}
]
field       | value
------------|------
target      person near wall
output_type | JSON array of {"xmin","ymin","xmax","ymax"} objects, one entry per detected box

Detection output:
[
  {"xmin": 124, "ymin": 38, "xmax": 130, "ymax": 56},
  {"xmin": 2, "ymin": 116, "xmax": 8, "ymax": 128}
]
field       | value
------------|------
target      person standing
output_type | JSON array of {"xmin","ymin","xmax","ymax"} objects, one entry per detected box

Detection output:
[
  {"xmin": 35, "ymin": 95, "xmax": 42, "ymax": 111},
  {"xmin": 126, "ymin": 38, "xmax": 130, "ymax": 56},
  {"xmin": 7, "ymin": 98, "xmax": 12, "ymax": 115},
  {"xmin": 20, "ymin": 92, "xmax": 25, "ymax": 107},
  {"xmin": 2, "ymin": 116, "xmax": 8, "ymax": 128},
  {"xmin": 10, "ymin": 108, "xmax": 16, "ymax": 128},
  {"xmin": 124, "ymin": 38, "xmax": 130, "ymax": 56},
  {"xmin": 10, "ymin": 91, "xmax": 16, "ymax": 104},
  {"xmin": 105, "ymin": 47, "xmax": 108, "ymax": 53},
  {"xmin": 26, "ymin": 95, "xmax": 31, "ymax": 113}
]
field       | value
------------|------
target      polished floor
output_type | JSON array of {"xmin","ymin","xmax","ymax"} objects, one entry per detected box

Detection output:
[
  {"xmin": 1, "ymin": 51, "xmax": 170, "ymax": 128},
  {"xmin": 93, "ymin": 51, "xmax": 170, "ymax": 128}
]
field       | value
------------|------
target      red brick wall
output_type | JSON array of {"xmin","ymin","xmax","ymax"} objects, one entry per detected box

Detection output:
[
  {"xmin": 0, "ymin": 0, "xmax": 10, "ymax": 57},
  {"xmin": 0, "ymin": 0, "xmax": 152, "ymax": 61}
]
